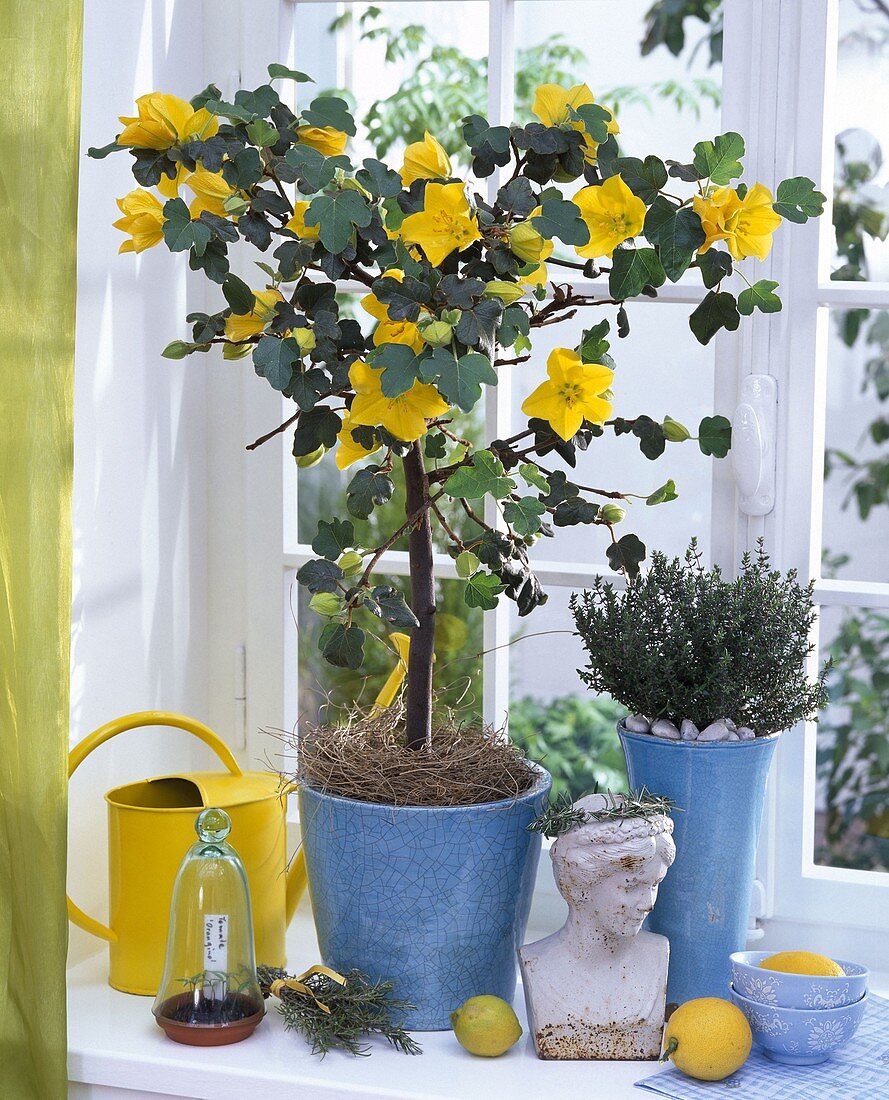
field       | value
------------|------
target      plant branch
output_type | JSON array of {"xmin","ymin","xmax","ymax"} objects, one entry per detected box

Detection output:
[{"xmin": 246, "ymin": 410, "xmax": 300, "ymax": 450}]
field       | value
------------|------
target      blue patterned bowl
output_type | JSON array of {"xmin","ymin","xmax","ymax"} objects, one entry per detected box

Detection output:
[
  {"xmin": 730, "ymin": 984, "xmax": 867, "ymax": 1065},
  {"xmin": 730, "ymin": 950, "xmax": 868, "ymax": 1009}
]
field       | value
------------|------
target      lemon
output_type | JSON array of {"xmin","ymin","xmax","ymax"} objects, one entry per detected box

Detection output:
[
  {"xmin": 661, "ymin": 997, "xmax": 751, "ymax": 1081},
  {"xmin": 450, "ymin": 995, "xmax": 522, "ymax": 1057},
  {"xmin": 759, "ymin": 951, "xmax": 844, "ymax": 977}
]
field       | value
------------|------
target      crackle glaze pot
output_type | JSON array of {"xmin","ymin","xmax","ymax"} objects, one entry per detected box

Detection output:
[
  {"xmin": 298, "ymin": 765, "xmax": 550, "ymax": 1030},
  {"xmin": 619, "ymin": 721, "xmax": 778, "ymax": 1005}
]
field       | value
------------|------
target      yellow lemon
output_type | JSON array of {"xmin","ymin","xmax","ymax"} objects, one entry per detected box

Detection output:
[
  {"xmin": 661, "ymin": 997, "xmax": 751, "ymax": 1081},
  {"xmin": 759, "ymin": 951, "xmax": 844, "ymax": 977},
  {"xmin": 450, "ymin": 995, "xmax": 522, "ymax": 1057}
]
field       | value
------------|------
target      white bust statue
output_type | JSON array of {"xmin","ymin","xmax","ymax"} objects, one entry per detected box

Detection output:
[{"xmin": 519, "ymin": 794, "xmax": 676, "ymax": 1060}]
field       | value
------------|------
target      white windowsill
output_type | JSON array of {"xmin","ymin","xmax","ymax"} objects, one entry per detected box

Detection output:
[{"xmin": 67, "ymin": 904, "xmax": 889, "ymax": 1100}]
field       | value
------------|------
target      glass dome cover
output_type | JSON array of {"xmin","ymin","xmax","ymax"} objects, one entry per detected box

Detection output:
[{"xmin": 152, "ymin": 807, "xmax": 265, "ymax": 1045}]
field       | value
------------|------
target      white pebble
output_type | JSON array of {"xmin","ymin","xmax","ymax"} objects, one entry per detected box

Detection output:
[
  {"xmin": 698, "ymin": 719, "xmax": 731, "ymax": 742},
  {"xmin": 680, "ymin": 719, "xmax": 699, "ymax": 741},
  {"xmin": 625, "ymin": 715, "xmax": 651, "ymax": 734},
  {"xmin": 651, "ymin": 718, "xmax": 681, "ymax": 740},
  {"xmin": 724, "ymin": 717, "xmax": 737, "ymax": 732},
  {"xmin": 737, "ymin": 726, "xmax": 755, "ymax": 741},
  {"xmin": 726, "ymin": 732, "xmax": 740, "ymax": 741}
]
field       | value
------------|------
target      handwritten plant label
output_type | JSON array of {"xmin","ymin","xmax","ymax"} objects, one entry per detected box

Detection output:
[{"xmin": 203, "ymin": 914, "xmax": 228, "ymax": 971}]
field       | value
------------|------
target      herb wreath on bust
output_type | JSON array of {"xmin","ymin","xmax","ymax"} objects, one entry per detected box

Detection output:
[{"xmin": 90, "ymin": 68, "xmax": 824, "ymax": 772}]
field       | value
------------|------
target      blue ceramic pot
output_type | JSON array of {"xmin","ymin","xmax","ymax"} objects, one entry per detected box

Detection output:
[
  {"xmin": 619, "ymin": 722, "xmax": 778, "ymax": 1005},
  {"xmin": 298, "ymin": 765, "xmax": 550, "ymax": 1030}
]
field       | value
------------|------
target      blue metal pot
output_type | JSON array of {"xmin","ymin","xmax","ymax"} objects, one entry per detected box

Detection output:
[
  {"xmin": 298, "ymin": 765, "xmax": 550, "ymax": 1030},
  {"xmin": 619, "ymin": 722, "xmax": 778, "ymax": 1004}
]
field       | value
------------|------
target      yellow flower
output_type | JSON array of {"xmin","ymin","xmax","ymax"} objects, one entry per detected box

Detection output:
[
  {"xmin": 349, "ymin": 359, "xmax": 449, "ymax": 443},
  {"xmin": 336, "ymin": 414, "xmax": 382, "ymax": 470},
  {"xmin": 296, "ymin": 125, "xmax": 348, "ymax": 157},
  {"xmin": 520, "ymin": 262, "xmax": 549, "ymax": 289},
  {"xmin": 574, "ymin": 175, "xmax": 646, "ymax": 259},
  {"xmin": 113, "ymin": 189, "xmax": 165, "ymax": 253},
  {"xmin": 185, "ymin": 166, "xmax": 243, "ymax": 219},
  {"xmin": 286, "ymin": 200, "xmax": 320, "ymax": 241},
  {"xmin": 361, "ymin": 269, "xmax": 425, "ymax": 354},
  {"xmin": 400, "ymin": 131, "xmax": 452, "ymax": 187},
  {"xmin": 224, "ymin": 289, "xmax": 283, "ymax": 342},
  {"xmin": 693, "ymin": 183, "xmax": 782, "ymax": 261},
  {"xmin": 509, "ymin": 207, "xmax": 553, "ymax": 266},
  {"xmin": 157, "ymin": 163, "xmax": 192, "ymax": 199},
  {"xmin": 118, "ymin": 92, "xmax": 218, "ymax": 150},
  {"xmin": 532, "ymin": 83, "xmax": 619, "ymax": 165},
  {"xmin": 399, "ymin": 182, "xmax": 482, "ymax": 267},
  {"xmin": 521, "ymin": 347, "xmax": 614, "ymax": 441}
]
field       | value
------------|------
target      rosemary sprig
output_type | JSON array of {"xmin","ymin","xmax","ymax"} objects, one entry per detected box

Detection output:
[
  {"xmin": 528, "ymin": 787, "xmax": 677, "ymax": 838},
  {"xmin": 257, "ymin": 965, "xmax": 422, "ymax": 1057}
]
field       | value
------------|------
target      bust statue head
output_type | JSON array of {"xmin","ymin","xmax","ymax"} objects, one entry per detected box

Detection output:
[{"xmin": 550, "ymin": 794, "xmax": 676, "ymax": 942}]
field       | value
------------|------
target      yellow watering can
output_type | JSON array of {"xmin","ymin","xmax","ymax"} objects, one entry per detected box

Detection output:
[{"xmin": 67, "ymin": 711, "xmax": 307, "ymax": 996}]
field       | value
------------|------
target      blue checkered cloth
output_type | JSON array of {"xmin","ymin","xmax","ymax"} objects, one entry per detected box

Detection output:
[{"xmin": 636, "ymin": 993, "xmax": 889, "ymax": 1100}]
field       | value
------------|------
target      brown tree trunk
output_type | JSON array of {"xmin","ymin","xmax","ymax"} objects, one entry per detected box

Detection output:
[{"xmin": 402, "ymin": 441, "xmax": 435, "ymax": 751}]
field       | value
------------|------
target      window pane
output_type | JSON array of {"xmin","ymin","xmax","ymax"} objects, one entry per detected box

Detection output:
[
  {"xmin": 293, "ymin": 574, "xmax": 483, "ymax": 730},
  {"xmin": 832, "ymin": 1, "xmax": 889, "ymax": 281},
  {"xmin": 292, "ymin": 1, "xmax": 490, "ymax": 168},
  {"xmin": 507, "ymin": 588, "xmax": 627, "ymax": 802},
  {"xmin": 509, "ymin": 304, "xmax": 717, "ymax": 564},
  {"xmin": 822, "ymin": 308, "xmax": 889, "ymax": 584},
  {"xmin": 514, "ymin": 0, "xmax": 723, "ymax": 158},
  {"xmin": 815, "ymin": 604, "xmax": 889, "ymax": 873}
]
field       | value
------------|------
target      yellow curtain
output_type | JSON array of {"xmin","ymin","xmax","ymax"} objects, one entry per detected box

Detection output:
[{"xmin": 0, "ymin": 3, "xmax": 83, "ymax": 1097}]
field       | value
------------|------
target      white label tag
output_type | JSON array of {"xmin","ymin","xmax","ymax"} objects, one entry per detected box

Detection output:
[{"xmin": 203, "ymin": 914, "xmax": 228, "ymax": 971}]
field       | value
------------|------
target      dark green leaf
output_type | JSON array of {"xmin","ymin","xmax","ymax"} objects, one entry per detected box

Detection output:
[
  {"xmin": 189, "ymin": 238, "xmax": 229, "ymax": 283},
  {"xmin": 609, "ymin": 247, "xmax": 666, "ymax": 300},
  {"xmin": 606, "ymin": 533, "xmax": 647, "ymax": 578},
  {"xmin": 496, "ymin": 177, "xmax": 537, "ymax": 218},
  {"xmin": 162, "ymin": 198, "xmax": 211, "ymax": 256},
  {"xmin": 643, "ymin": 197, "xmax": 705, "ymax": 281},
  {"xmin": 372, "ymin": 275, "xmax": 432, "ymax": 321},
  {"xmin": 222, "ymin": 274, "xmax": 255, "ymax": 315},
  {"xmin": 532, "ymin": 198, "xmax": 589, "ymax": 246},
  {"xmin": 503, "ymin": 495, "xmax": 546, "ymax": 536},
  {"xmin": 346, "ymin": 466, "xmax": 395, "ymax": 518},
  {"xmin": 320, "ymin": 623, "xmax": 365, "ymax": 669},
  {"xmin": 454, "ymin": 299, "xmax": 502, "ymax": 349},
  {"xmin": 238, "ymin": 211, "xmax": 273, "ymax": 251},
  {"xmin": 738, "ymin": 279, "xmax": 781, "ymax": 316},
  {"xmin": 443, "ymin": 451, "xmax": 515, "ymax": 500},
  {"xmin": 646, "ymin": 479, "xmax": 679, "ymax": 505},
  {"xmin": 698, "ymin": 415, "xmax": 732, "ymax": 457},
  {"xmin": 87, "ymin": 141, "xmax": 123, "ymax": 159},
  {"xmin": 292, "ymin": 407, "xmax": 341, "ymax": 455},
  {"xmin": 267, "ymin": 64, "xmax": 313, "ymax": 82},
  {"xmin": 312, "ymin": 518, "xmax": 355, "ymax": 560},
  {"xmin": 519, "ymin": 463, "xmax": 550, "ymax": 493},
  {"xmin": 689, "ymin": 290, "xmax": 740, "ymax": 345},
  {"xmin": 697, "ymin": 248, "xmax": 733, "ymax": 289},
  {"xmin": 198, "ymin": 211, "xmax": 239, "ymax": 243},
  {"xmin": 304, "ymin": 190, "xmax": 371, "ymax": 253},
  {"xmin": 439, "ymin": 274, "xmax": 486, "ymax": 309},
  {"xmin": 692, "ymin": 132, "xmax": 745, "ymax": 185},
  {"xmin": 553, "ymin": 498, "xmax": 599, "ymax": 526},
  {"xmin": 288, "ymin": 368, "xmax": 327, "ymax": 410},
  {"xmin": 206, "ymin": 98, "xmax": 255, "ymax": 123},
  {"xmin": 464, "ymin": 572, "xmax": 506, "ymax": 611},
  {"xmin": 132, "ymin": 149, "xmax": 177, "ymax": 187},
  {"xmin": 252, "ymin": 336, "xmax": 299, "ymax": 391},
  {"xmin": 301, "ymin": 96, "xmax": 356, "ymax": 136},
  {"xmin": 368, "ymin": 343, "xmax": 423, "ymax": 398},
  {"xmin": 371, "ymin": 586, "xmax": 419, "ymax": 628},
  {"xmin": 570, "ymin": 103, "xmax": 613, "ymax": 144},
  {"xmin": 297, "ymin": 558, "xmax": 344, "ymax": 594},
  {"xmin": 773, "ymin": 176, "xmax": 826, "ymax": 223},
  {"xmin": 246, "ymin": 119, "xmax": 279, "ymax": 148},
  {"xmin": 356, "ymin": 158, "xmax": 403, "ymax": 198},
  {"xmin": 611, "ymin": 156, "xmax": 668, "ymax": 204},
  {"xmin": 424, "ymin": 350, "xmax": 496, "ymax": 412},
  {"xmin": 284, "ymin": 145, "xmax": 350, "ymax": 192}
]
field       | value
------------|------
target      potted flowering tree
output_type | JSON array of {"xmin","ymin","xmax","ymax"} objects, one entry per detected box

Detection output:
[{"xmin": 91, "ymin": 69, "xmax": 823, "ymax": 1028}]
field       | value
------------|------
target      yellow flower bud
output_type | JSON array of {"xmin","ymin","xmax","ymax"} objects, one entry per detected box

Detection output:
[
  {"xmin": 293, "ymin": 328, "xmax": 316, "ymax": 354},
  {"xmin": 341, "ymin": 177, "xmax": 373, "ymax": 201},
  {"xmin": 509, "ymin": 217, "xmax": 549, "ymax": 265},
  {"xmin": 662, "ymin": 416, "xmax": 691, "ymax": 442},
  {"xmin": 420, "ymin": 319, "xmax": 455, "ymax": 347},
  {"xmin": 400, "ymin": 132, "xmax": 452, "ymax": 187},
  {"xmin": 337, "ymin": 551, "xmax": 364, "ymax": 577},
  {"xmin": 600, "ymin": 503, "xmax": 626, "ymax": 524},
  {"xmin": 484, "ymin": 280, "xmax": 525, "ymax": 305},
  {"xmin": 309, "ymin": 592, "xmax": 344, "ymax": 617}
]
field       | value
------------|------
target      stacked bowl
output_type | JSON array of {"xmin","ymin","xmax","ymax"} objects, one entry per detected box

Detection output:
[{"xmin": 729, "ymin": 951, "xmax": 869, "ymax": 1066}]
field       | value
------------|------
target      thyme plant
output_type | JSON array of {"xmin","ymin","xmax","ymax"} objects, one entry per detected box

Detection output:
[
  {"xmin": 571, "ymin": 541, "xmax": 830, "ymax": 735},
  {"xmin": 91, "ymin": 67, "xmax": 823, "ymax": 754}
]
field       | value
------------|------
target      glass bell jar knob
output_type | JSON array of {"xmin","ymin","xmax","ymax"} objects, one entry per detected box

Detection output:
[{"xmin": 152, "ymin": 807, "xmax": 265, "ymax": 1045}]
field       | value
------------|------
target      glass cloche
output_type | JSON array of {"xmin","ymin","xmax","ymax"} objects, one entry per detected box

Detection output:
[{"xmin": 152, "ymin": 807, "xmax": 265, "ymax": 1045}]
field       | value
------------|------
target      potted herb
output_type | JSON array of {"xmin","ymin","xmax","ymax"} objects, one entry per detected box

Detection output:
[
  {"xmin": 91, "ymin": 70, "xmax": 822, "ymax": 1028},
  {"xmin": 571, "ymin": 542, "xmax": 829, "ymax": 1003}
]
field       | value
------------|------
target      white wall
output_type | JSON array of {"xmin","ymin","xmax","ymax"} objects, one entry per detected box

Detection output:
[{"xmin": 69, "ymin": 0, "xmax": 214, "ymax": 968}]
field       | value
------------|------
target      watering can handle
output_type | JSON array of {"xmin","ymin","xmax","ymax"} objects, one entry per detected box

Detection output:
[{"xmin": 66, "ymin": 711, "xmax": 243, "ymax": 942}]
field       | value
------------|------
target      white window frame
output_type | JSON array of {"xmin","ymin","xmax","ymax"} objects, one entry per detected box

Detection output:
[{"xmin": 215, "ymin": 0, "xmax": 887, "ymax": 959}]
